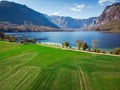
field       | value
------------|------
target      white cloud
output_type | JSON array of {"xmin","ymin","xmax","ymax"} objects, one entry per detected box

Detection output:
[
  {"xmin": 52, "ymin": 12, "xmax": 59, "ymax": 16},
  {"xmin": 69, "ymin": 4, "xmax": 85, "ymax": 12},
  {"xmin": 98, "ymin": 0, "xmax": 117, "ymax": 5}
]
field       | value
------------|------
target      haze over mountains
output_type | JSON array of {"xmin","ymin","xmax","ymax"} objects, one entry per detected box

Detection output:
[{"xmin": 0, "ymin": 1, "xmax": 120, "ymax": 32}]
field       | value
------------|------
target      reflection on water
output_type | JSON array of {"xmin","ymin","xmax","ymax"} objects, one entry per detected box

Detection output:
[{"xmin": 5, "ymin": 31, "xmax": 120, "ymax": 50}]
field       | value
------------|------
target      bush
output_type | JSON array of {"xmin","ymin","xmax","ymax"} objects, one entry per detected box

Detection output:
[
  {"xmin": 69, "ymin": 46, "xmax": 72, "ymax": 48},
  {"xmin": 20, "ymin": 40, "xmax": 24, "ymax": 44},
  {"xmin": 81, "ymin": 42, "xmax": 88, "ymax": 50},
  {"xmin": 26, "ymin": 39, "xmax": 36, "ymax": 44},
  {"xmin": 26, "ymin": 39, "xmax": 33, "ymax": 43},
  {"xmin": 0, "ymin": 32, "xmax": 5, "ymax": 40},
  {"xmin": 62, "ymin": 43, "xmax": 64, "ymax": 48},
  {"xmin": 93, "ymin": 48, "xmax": 97, "ymax": 52},
  {"xmin": 101, "ymin": 51, "xmax": 106, "ymax": 53},
  {"xmin": 110, "ymin": 51, "xmax": 113, "ymax": 54},
  {"xmin": 88, "ymin": 48, "xmax": 91, "ymax": 51},
  {"xmin": 33, "ymin": 39, "xmax": 36, "ymax": 44},
  {"xmin": 9, "ymin": 36, "xmax": 17, "ymax": 42},
  {"xmin": 63, "ymin": 42, "xmax": 69, "ymax": 48},
  {"xmin": 76, "ymin": 40, "xmax": 89, "ymax": 50},
  {"xmin": 96, "ymin": 49, "xmax": 101, "ymax": 53},
  {"xmin": 92, "ymin": 48, "xmax": 101, "ymax": 53},
  {"xmin": 114, "ymin": 48, "xmax": 120, "ymax": 55}
]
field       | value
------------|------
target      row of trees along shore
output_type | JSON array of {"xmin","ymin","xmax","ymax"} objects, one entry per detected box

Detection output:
[
  {"xmin": 0, "ymin": 32, "xmax": 36, "ymax": 44},
  {"xmin": 62, "ymin": 40, "xmax": 120, "ymax": 55},
  {"xmin": 62, "ymin": 40, "xmax": 97, "ymax": 51},
  {"xmin": 0, "ymin": 32, "xmax": 120, "ymax": 55}
]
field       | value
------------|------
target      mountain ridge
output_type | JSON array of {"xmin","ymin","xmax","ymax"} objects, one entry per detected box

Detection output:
[
  {"xmin": 46, "ymin": 15, "xmax": 96, "ymax": 29},
  {"xmin": 0, "ymin": 1, "xmax": 58, "ymax": 28},
  {"xmin": 47, "ymin": 3, "xmax": 120, "ymax": 31},
  {"xmin": 90, "ymin": 3, "xmax": 120, "ymax": 32},
  {"xmin": 0, "ymin": 1, "xmax": 120, "ymax": 32}
]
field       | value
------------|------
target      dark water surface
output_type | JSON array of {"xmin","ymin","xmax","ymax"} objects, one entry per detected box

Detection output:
[{"xmin": 6, "ymin": 31, "xmax": 120, "ymax": 50}]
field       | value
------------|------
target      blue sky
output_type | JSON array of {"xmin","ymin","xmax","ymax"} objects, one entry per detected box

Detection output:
[{"xmin": 1, "ymin": 0, "xmax": 120, "ymax": 19}]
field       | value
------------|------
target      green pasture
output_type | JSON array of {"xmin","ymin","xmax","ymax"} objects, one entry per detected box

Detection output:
[{"xmin": 0, "ymin": 41, "xmax": 120, "ymax": 90}]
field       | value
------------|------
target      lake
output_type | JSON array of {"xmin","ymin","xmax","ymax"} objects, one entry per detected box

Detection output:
[{"xmin": 5, "ymin": 31, "xmax": 120, "ymax": 50}]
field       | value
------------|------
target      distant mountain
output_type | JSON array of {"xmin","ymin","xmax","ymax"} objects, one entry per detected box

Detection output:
[
  {"xmin": 47, "ymin": 15, "xmax": 96, "ymax": 29},
  {"xmin": 47, "ymin": 3, "xmax": 120, "ymax": 32},
  {"xmin": 91, "ymin": 3, "xmax": 120, "ymax": 32},
  {"xmin": 50, "ymin": 16, "xmax": 83, "ymax": 29},
  {"xmin": 0, "ymin": 1, "xmax": 119, "ymax": 32},
  {"xmin": 0, "ymin": 1, "xmax": 58, "ymax": 28}
]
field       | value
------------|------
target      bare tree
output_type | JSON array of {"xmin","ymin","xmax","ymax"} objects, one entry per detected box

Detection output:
[
  {"xmin": 21, "ymin": 34, "xmax": 26, "ymax": 44},
  {"xmin": 76, "ymin": 39, "xmax": 83, "ymax": 50},
  {"xmin": 92, "ymin": 39, "xmax": 98, "ymax": 51},
  {"xmin": 114, "ymin": 48, "xmax": 120, "ymax": 55},
  {"xmin": 0, "ymin": 32, "xmax": 5, "ymax": 40}
]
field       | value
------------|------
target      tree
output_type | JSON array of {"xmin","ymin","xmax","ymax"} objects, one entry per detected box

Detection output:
[
  {"xmin": 9, "ymin": 36, "xmax": 17, "ymax": 42},
  {"xmin": 92, "ymin": 39, "xmax": 98, "ymax": 51},
  {"xmin": 0, "ymin": 32, "xmax": 5, "ymax": 40},
  {"xmin": 33, "ymin": 39, "xmax": 36, "ymax": 44},
  {"xmin": 21, "ymin": 34, "xmax": 26, "ymax": 44},
  {"xmin": 62, "ymin": 43, "xmax": 64, "ymax": 48},
  {"xmin": 20, "ymin": 40, "xmax": 24, "ymax": 44},
  {"xmin": 63, "ymin": 41, "xmax": 69, "ymax": 48},
  {"xmin": 76, "ymin": 39, "xmax": 83, "ymax": 50},
  {"xmin": 81, "ymin": 42, "xmax": 88, "ymax": 50},
  {"xmin": 114, "ymin": 48, "xmax": 120, "ymax": 55},
  {"xmin": 26, "ymin": 39, "xmax": 36, "ymax": 44},
  {"xmin": 26, "ymin": 39, "xmax": 33, "ymax": 43}
]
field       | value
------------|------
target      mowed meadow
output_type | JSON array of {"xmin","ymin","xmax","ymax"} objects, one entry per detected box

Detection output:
[{"xmin": 0, "ymin": 42, "xmax": 120, "ymax": 90}]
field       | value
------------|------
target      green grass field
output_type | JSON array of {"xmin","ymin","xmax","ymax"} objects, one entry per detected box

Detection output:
[{"xmin": 0, "ymin": 41, "xmax": 120, "ymax": 90}]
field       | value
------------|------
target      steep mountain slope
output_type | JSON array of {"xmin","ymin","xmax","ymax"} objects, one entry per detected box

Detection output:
[
  {"xmin": 0, "ymin": 1, "xmax": 119, "ymax": 31},
  {"xmin": 48, "ymin": 3, "xmax": 120, "ymax": 31},
  {"xmin": 50, "ymin": 16, "xmax": 82, "ymax": 28},
  {"xmin": 92, "ymin": 3, "xmax": 120, "ymax": 31},
  {"xmin": 48, "ymin": 15, "xmax": 96, "ymax": 29},
  {"xmin": 0, "ymin": 1, "xmax": 58, "ymax": 28}
]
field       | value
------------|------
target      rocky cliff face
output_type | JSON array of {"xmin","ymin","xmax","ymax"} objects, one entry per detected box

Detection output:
[
  {"xmin": 0, "ymin": 1, "xmax": 119, "ymax": 31},
  {"xmin": 47, "ymin": 3, "xmax": 120, "ymax": 31},
  {"xmin": 48, "ymin": 15, "xmax": 96, "ymax": 29},
  {"xmin": 91, "ymin": 3, "xmax": 120, "ymax": 31},
  {"xmin": 50, "ymin": 16, "xmax": 82, "ymax": 29}
]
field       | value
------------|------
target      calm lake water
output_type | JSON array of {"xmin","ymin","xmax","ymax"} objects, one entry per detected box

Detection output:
[{"xmin": 5, "ymin": 31, "xmax": 120, "ymax": 50}]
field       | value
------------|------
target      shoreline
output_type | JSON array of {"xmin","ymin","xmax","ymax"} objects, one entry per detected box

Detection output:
[
  {"xmin": 2, "ymin": 31, "xmax": 120, "ymax": 33},
  {"xmin": 38, "ymin": 42, "xmax": 120, "ymax": 57},
  {"xmin": 39, "ymin": 41, "xmax": 113, "ymax": 51},
  {"xmin": 0, "ymin": 41, "xmax": 120, "ymax": 57}
]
